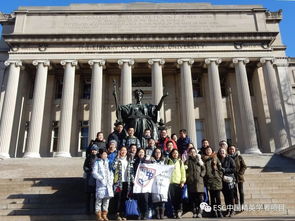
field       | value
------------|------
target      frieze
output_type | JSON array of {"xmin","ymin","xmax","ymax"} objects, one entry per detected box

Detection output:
[
  {"xmin": 13, "ymin": 42, "xmax": 272, "ymax": 54},
  {"xmin": 22, "ymin": 13, "xmax": 257, "ymax": 34}
]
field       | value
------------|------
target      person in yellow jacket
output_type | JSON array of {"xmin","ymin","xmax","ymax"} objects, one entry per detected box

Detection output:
[{"xmin": 166, "ymin": 149, "xmax": 186, "ymax": 219}]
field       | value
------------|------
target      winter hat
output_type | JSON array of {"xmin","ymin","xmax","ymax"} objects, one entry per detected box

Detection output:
[
  {"xmin": 91, "ymin": 144, "xmax": 99, "ymax": 151},
  {"xmin": 109, "ymin": 140, "xmax": 117, "ymax": 147}
]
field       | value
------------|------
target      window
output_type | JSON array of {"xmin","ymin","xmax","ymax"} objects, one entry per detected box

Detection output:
[
  {"xmin": 81, "ymin": 79, "xmax": 91, "ymax": 99},
  {"xmin": 192, "ymin": 74, "xmax": 203, "ymax": 97},
  {"xmin": 195, "ymin": 119, "xmax": 205, "ymax": 148},
  {"xmin": 292, "ymin": 70, "xmax": 295, "ymax": 95},
  {"xmin": 80, "ymin": 121, "xmax": 89, "ymax": 150},
  {"xmin": 22, "ymin": 122, "xmax": 30, "ymax": 154},
  {"xmin": 29, "ymin": 75, "xmax": 35, "ymax": 99},
  {"xmin": 248, "ymin": 72, "xmax": 255, "ymax": 96},
  {"xmin": 224, "ymin": 118, "xmax": 232, "ymax": 145},
  {"xmin": 132, "ymin": 76, "xmax": 151, "ymax": 87},
  {"xmin": 254, "ymin": 118, "xmax": 262, "ymax": 149},
  {"xmin": 51, "ymin": 121, "xmax": 59, "ymax": 152},
  {"xmin": 55, "ymin": 78, "xmax": 63, "ymax": 99},
  {"xmin": 220, "ymin": 73, "xmax": 228, "ymax": 97}
]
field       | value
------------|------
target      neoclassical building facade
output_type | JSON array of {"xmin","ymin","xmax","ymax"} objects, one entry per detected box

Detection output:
[{"xmin": 0, "ymin": 3, "xmax": 294, "ymax": 158}]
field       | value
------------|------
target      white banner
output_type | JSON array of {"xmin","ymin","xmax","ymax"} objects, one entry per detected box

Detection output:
[{"xmin": 133, "ymin": 163, "xmax": 175, "ymax": 194}]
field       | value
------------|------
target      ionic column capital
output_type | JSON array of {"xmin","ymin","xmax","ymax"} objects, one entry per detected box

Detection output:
[
  {"xmin": 32, "ymin": 60, "xmax": 50, "ymax": 67},
  {"xmin": 4, "ymin": 60, "xmax": 22, "ymax": 67},
  {"xmin": 259, "ymin": 57, "xmax": 275, "ymax": 64},
  {"xmin": 205, "ymin": 58, "xmax": 222, "ymax": 65},
  {"xmin": 88, "ymin": 59, "xmax": 106, "ymax": 68},
  {"xmin": 60, "ymin": 60, "xmax": 78, "ymax": 67},
  {"xmin": 177, "ymin": 58, "xmax": 194, "ymax": 66},
  {"xmin": 118, "ymin": 59, "xmax": 134, "ymax": 68},
  {"xmin": 274, "ymin": 58, "xmax": 289, "ymax": 67},
  {"xmin": 148, "ymin": 59, "xmax": 165, "ymax": 67},
  {"xmin": 232, "ymin": 58, "xmax": 249, "ymax": 64}
]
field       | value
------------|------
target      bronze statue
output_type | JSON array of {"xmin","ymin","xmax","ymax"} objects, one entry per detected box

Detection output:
[{"xmin": 113, "ymin": 80, "xmax": 168, "ymax": 141}]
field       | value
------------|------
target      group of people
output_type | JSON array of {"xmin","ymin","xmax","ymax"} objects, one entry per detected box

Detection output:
[{"xmin": 83, "ymin": 122, "xmax": 247, "ymax": 221}]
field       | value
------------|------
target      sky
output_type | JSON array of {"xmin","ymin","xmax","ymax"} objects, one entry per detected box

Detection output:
[{"xmin": 1, "ymin": 0, "xmax": 294, "ymax": 56}]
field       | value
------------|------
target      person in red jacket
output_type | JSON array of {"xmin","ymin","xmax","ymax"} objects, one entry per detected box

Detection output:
[{"xmin": 157, "ymin": 129, "xmax": 177, "ymax": 151}]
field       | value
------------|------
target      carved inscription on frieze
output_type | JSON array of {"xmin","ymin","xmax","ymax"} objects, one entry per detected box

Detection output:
[{"xmin": 24, "ymin": 13, "xmax": 255, "ymax": 34}]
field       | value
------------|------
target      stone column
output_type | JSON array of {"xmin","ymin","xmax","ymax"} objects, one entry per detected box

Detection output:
[
  {"xmin": 260, "ymin": 58, "xmax": 289, "ymax": 151},
  {"xmin": 24, "ymin": 60, "xmax": 50, "ymax": 158},
  {"xmin": 55, "ymin": 60, "xmax": 78, "ymax": 157},
  {"xmin": 233, "ymin": 58, "xmax": 261, "ymax": 154},
  {"xmin": 118, "ymin": 59, "xmax": 134, "ymax": 105},
  {"xmin": 88, "ymin": 60, "xmax": 105, "ymax": 142},
  {"xmin": 274, "ymin": 58, "xmax": 295, "ymax": 146},
  {"xmin": 177, "ymin": 59, "xmax": 197, "ymax": 146},
  {"xmin": 0, "ymin": 60, "xmax": 22, "ymax": 158},
  {"xmin": 205, "ymin": 58, "xmax": 226, "ymax": 149},
  {"xmin": 148, "ymin": 59, "xmax": 165, "ymax": 120}
]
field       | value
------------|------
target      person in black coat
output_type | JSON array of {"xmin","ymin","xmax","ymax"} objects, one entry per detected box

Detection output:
[
  {"xmin": 218, "ymin": 147, "xmax": 236, "ymax": 217},
  {"xmin": 107, "ymin": 122, "xmax": 126, "ymax": 149},
  {"xmin": 228, "ymin": 145, "xmax": 247, "ymax": 211},
  {"xmin": 83, "ymin": 145, "xmax": 98, "ymax": 214},
  {"xmin": 87, "ymin": 132, "xmax": 107, "ymax": 156}
]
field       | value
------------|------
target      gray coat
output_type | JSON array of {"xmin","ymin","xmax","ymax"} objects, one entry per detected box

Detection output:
[{"xmin": 92, "ymin": 158, "xmax": 114, "ymax": 199}]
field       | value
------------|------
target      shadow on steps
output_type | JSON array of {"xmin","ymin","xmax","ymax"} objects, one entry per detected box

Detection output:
[{"xmin": 6, "ymin": 177, "xmax": 87, "ymax": 217}]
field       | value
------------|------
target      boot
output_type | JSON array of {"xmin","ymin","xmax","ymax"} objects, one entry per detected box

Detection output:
[
  {"xmin": 217, "ymin": 211, "xmax": 223, "ymax": 218},
  {"xmin": 176, "ymin": 210, "xmax": 182, "ymax": 219},
  {"xmin": 116, "ymin": 213, "xmax": 122, "ymax": 221},
  {"xmin": 229, "ymin": 210, "xmax": 236, "ymax": 217},
  {"xmin": 96, "ymin": 211, "xmax": 103, "ymax": 221},
  {"xmin": 102, "ymin": 211, "xmax": 109, "ymax": 221},
  {"xmin": 192, "ymin": 208, "xmax": 197, "ymax": 218},
  {"xmin": 196, "ymin": 208, "xmax": 203, "ymax": 218},
  {"xmin": 213, "ymin": 211, "xmax": 218, "ymax": 218},
  {"xmin": 160, "ymin": 207, "xmax": 165, "ymax": 219},
  {"xmin": 155, "ymin": 207, "xmax": 161, "ymax": 219}
]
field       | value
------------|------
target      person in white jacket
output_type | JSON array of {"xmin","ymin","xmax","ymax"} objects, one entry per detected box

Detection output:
[{"xmin": 93, "ymin": 150, "xmax": 114, "ymax": 221}]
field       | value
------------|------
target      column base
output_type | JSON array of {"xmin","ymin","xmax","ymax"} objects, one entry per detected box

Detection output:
[
  {"xmin": 275, "ymin": 146, "xmax": 290, "ymax": 154},
  {"xmin": 0, "ymin": 152, "xmax": 10, "ymax": 159},
  {"xmin": 23, "ymin": 152, "xmax": 41, "ymax": 158},
  {"xmin": 54, "ymin": 151, "xmax": 72, "ymax": 158},
  {"xmin": 244, "ymin": 148, "xmax": 262, "ymax": 154}
]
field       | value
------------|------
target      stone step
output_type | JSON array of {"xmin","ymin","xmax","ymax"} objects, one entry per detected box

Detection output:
[
  {"xmin": 243, "ymin": 189, "xmax": 295, "ymax": 194},
  {"xmin": 0, "ymin": 208, "xmax": 86, "ymax": 216},
  {"xmin": 0, "ymin": 202, "xmax": 85, "ymax": 210},
  {"xmin": 0, "ymin": 215, "xmax": 95, "ymax": 221},
  {"xmin": 245, "ymin": 198, "xmax": 295, "ymax": 204},
  {"xmin": 247, "ymin": 193, "xmax": 295, "ymax": 199}
]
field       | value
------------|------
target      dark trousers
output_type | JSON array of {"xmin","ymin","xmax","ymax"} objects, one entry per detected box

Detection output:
[
  {"xmin": 114, "ymin": 182, "xmax": 128, "ymax": 216},
  {"xmin": 188, "ymin": 192, "xmax": 203, "ymax": 213},
  {"xmin": 234, "ymin": 182, "xmax": 244, "ymax": 205},
  {"xmin": 209, "ymin": 190, "xmax": 221, "ymax": 211},
  {"xmin": 169, "ymin": 183, "xmax": 182, "ymax": 212},
  {"xmin": 135, "ymin": 193, "xmax": 149, "ymax": 217},
  {"xmin": 222, "ymin": 182, "xmax": 235, "ymax": 211},
  {"xmin": 86, "ymin": 192, "xmax": 96, "ymax": 213}
]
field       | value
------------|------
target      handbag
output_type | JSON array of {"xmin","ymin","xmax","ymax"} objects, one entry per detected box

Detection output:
[
  {"xmin": 223, "ymin": 175, "xmax": 234, "ymax": 183},
  {"xmin": 125, "ymin": 199, "xmax": 139, "ymax": 216}
]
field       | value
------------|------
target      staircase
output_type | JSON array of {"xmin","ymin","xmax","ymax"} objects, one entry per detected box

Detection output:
[{"xmin": 0, "ymin": 154, "xmax": 295, "ymax": 220}]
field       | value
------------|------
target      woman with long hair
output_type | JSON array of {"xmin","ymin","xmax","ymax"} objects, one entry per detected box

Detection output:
[
  {"xmin": 112, "ymin": 146, "xmax": 135, "ymax": 220},
  {"xmin": 184, "ymin": 147, "xmax": 206, "ymax": 218},
  {"xmin": 151, "ymin": 148, "xmax": 167, "ymax": 219},
  {"xmin": 167, "ymin": 149, "xmax": 186, "ymax": 219}
]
